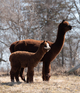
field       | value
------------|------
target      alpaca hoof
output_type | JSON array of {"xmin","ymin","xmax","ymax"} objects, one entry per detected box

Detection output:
[
  {"xmin": 11, "ymin": 79, "xmax": 14, "ymax": 82},
  {"xmin": 22, "ymin": 78, "xmax": 25, "ymax": 82},
  {"xmin": 16, "ymin": 79, "xmax": 20, "ymax": 82},
  {"xmin": 27, "ymin": 80, "xmax": 33, "ymax": 83},
  {"xmin": 16, "ymin": 80, "xmax": 20, "ymax": 82},
  {"xmin": 43, "ymin": 74, "xmax": 51, "ymax": 81},
  {"xmin": 45, "ymin": 74, "xmax": 51, "ymax": 81}
]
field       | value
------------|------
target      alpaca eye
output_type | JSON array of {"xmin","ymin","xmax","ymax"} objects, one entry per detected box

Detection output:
[
  {"xmin": 64, "ymin": 24, "xmax": 67, "ymax": 27},
  {"xmin": 44, "ymin": 45, "xmax": 47, "ymax": 47}
]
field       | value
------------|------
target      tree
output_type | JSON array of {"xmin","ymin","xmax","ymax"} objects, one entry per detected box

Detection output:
[{"xmin": 0, "ymin": 0, "xmax": 80, "ymax": 72}]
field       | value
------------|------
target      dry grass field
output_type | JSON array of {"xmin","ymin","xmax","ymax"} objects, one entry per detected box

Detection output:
[{"xmin": 0, "ymin": 72, "xmax": 80, "ymax": 93}]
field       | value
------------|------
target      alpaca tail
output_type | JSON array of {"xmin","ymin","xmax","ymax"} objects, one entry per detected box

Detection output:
[{"xmin": 9, "ymin": 44, "xmax": 15, "ymax": 53}]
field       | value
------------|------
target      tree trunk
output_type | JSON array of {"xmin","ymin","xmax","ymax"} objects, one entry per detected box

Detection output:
[{"xmin": 68, "ymin": 64, "xmax": 80, "ymax": 73}]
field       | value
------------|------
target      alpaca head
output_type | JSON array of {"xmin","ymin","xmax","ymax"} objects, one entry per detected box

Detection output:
[
  {"xmin": 40, "ymin": 41, "xmax": 51, "ymax": 52},
  {"xmin": 58, "ymin": 20, "xmax": 72, "ymax": 33}
]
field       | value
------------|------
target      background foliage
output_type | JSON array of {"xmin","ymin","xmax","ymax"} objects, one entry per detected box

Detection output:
[{"xmin": 0, "ymin": 0, "xmax": 80, "ymax": 71}]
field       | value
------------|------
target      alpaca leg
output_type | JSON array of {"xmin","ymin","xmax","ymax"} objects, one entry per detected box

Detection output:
[
  {"xmin": 27, "ymin": 68, "xmax": 34, "ymax": 83},
  {"xmin": 27, "ymin": 70, "xmax": 30, "ymax": 83},
  {"xmin": 10, "ymin": 68, "xmax": 15, "ymax": 82},
  {"xmin": 29, "ymin": 70, "xmax": 34, "ymax": 83},
  {"xmin": 42, "ymin": 63, "xmax": 46, "ymax": 81},
  {"xmin": 15, "ymin": 68, "xmax": 20, "ymax": 82},
  {"xmin": 20, "ymin": 68, "xmax": 25, "ymax": 81},
  {"xmin": 27, "ymin": 70, "xmax": 34, "ymax": 83},
  {"xmin": 42, "ymin": 62, "xmax": 51, "ymax": 81},
  {"xmin": 45, "ymin": 64, "xmax": 51, "ymax": 81},
  {"xmin": 15, "ymin": 72, "xmax": 19, "ymax": 82}
]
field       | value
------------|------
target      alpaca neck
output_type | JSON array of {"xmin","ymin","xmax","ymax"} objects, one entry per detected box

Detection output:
[
  {"xmin": 35, "ymin": 48, "xmax": 46, "ymax": 63},
  {"xmin": 54, "ymin": 29, "xmax": 65, "ymax": 49}
]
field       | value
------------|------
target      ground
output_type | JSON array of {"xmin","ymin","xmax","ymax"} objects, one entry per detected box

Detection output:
[{"xmin": 0, "ymin": 73, "xmax": 80, "ymax": 93}]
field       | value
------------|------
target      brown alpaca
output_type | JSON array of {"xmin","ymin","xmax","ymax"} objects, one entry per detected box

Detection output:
[
  {"xmin": 9, "ymin": 41, "xmax": 50, "ymax": 83},
  {"xmin": 10, "ymin": 20, "xmax": 72, "ymax": 81}
]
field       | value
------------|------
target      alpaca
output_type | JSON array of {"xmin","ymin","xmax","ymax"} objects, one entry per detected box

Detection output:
[
  {"xmin": 10, "ymin": 20, "xmax": 72, "ymax": 81},
  {"xmin": 9, "ymin": 41, "xmax": 50, "ymax": 83}
]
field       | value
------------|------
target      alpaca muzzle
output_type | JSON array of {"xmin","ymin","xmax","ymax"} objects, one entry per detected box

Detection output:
[
  {"xmin": 69, "ymin": 25, "xmax": 72, "ymax": 30},
  {"xmin": 44, "ymin": 43, "xmax": 51, "ymax": 52}
]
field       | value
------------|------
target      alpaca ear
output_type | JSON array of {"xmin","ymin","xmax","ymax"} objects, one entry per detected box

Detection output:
[
  {"xmin": 41, "ymin": 40, "xmax": 45, "ymax": 45},
  {"xmin": 62, "ymin": 20, "xmax": 65, "ymax": 23},
  {"xmin": 43, "ymin": 40, "xmax": 45, "ymax": 43}
]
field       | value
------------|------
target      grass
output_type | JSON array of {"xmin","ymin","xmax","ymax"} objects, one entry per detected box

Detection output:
[{"xmin": 0, "ymin": 74, "xmax": 80, "ymax": 93}]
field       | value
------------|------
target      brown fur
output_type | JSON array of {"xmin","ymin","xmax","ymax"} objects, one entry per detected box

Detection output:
[
  {"xmin": 9, "ymin": 41, "xmax": 50, "ymax": 82},
  {"xmin": 10, "ymin": 20, "xmax": 72, "ymax": 81}
]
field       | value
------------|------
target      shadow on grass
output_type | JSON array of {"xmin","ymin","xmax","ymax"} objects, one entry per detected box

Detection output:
[{"xmin": 0, "ymin": 82, "xmax": 22, "ymax": 86}]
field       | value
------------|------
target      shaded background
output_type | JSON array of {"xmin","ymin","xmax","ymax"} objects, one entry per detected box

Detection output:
[{"xmin": 0, "ymin": 0, "xmax": 80, "ymax": 73}]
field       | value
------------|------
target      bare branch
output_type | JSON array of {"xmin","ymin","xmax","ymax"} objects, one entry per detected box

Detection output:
[
  {"xmin": 0, "ymin": 58, "xmax": 6, "ymax": 62},
  {"xmin": 0, "ymin": 40, "xmax": 9, "ymax": 47}
]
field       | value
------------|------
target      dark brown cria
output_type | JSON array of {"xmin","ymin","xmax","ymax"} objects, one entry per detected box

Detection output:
[{"xmin": 9, "ymin": 41, "xmax": 50, "ymax": 83}]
